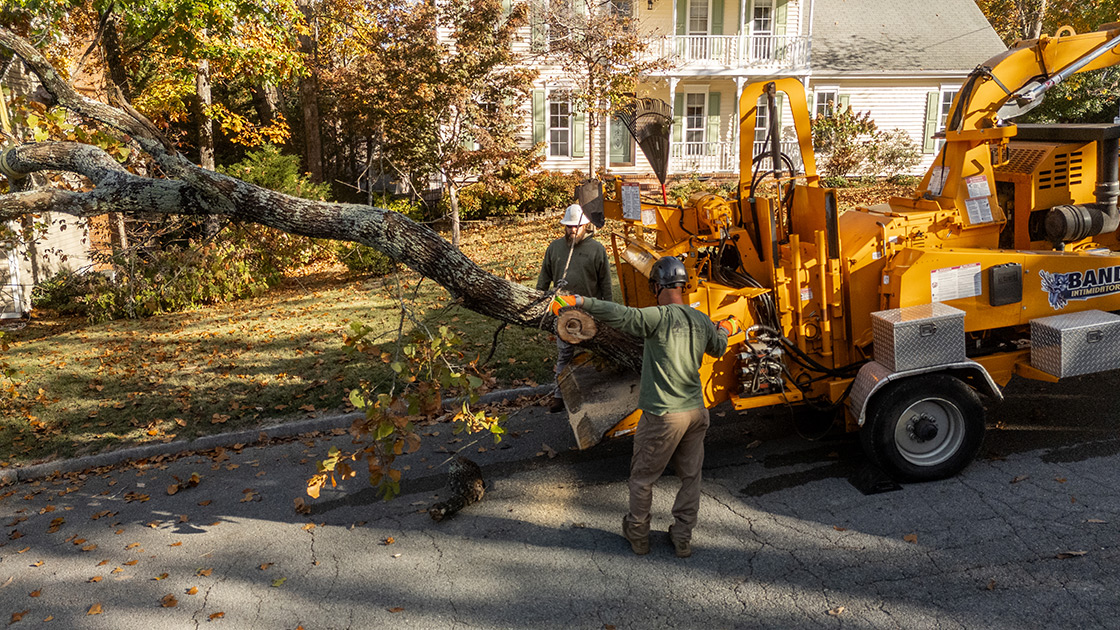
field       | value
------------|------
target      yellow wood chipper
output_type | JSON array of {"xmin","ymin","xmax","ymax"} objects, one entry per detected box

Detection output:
[{"xmin": 559, "ymin": 22, "xmax": 1120, "ymax": 482}]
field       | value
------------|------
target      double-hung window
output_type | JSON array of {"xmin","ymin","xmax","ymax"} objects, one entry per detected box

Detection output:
[{"xmin": 549, "ymin": 98, "xmax": 571, "ymax": 157}]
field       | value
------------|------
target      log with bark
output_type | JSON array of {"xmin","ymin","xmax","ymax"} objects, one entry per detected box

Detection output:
[{"xmin": 0, "ymin": 26, "xmax": 643, "ymax": 372}]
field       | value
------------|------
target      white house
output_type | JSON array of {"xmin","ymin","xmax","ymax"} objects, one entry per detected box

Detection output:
[{"xmin": 519, "ymin": 0, "xmax": 1005, "ymax": 177}]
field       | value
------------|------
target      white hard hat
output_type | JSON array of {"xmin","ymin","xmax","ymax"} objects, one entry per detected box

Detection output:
[{"xmin": 560, "ymin": 203, "xmax": 589, "ymax": 226}]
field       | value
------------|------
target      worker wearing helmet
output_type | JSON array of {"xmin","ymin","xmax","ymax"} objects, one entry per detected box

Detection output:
[
  {"xmin": 549, "ymin": 256, "xmax": 737, "ymax": 558},
  {"xmin": 536, "ymin": 203, "xmax": 612, "ymax": 414}
]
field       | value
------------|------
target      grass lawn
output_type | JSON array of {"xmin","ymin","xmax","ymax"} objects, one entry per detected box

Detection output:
[{"xmin": 2, "ymin": 214, "xmax": 572, "ymax": 467}]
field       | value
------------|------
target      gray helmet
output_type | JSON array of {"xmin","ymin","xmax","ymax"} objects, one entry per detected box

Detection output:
[{"xmin": 648, "ymin": 256, "xmax": 688, "ymax": 294}]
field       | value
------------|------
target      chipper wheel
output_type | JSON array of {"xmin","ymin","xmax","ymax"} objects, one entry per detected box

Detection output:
[{"xmin": 860, "ymin": 374, "xmax": 985, "ymax": 482}]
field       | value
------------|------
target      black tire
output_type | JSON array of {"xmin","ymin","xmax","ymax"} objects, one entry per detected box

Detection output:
[{"xmin": 860, "ymin": 374, "xmax": 985, "ymax": 482}]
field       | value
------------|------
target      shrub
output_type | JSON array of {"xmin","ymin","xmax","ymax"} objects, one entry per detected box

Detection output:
[
  {"xmin": 811, "ymin": 108, "xmax": 878, "ymax": 179},
  {"xmin": 870, "ymin": 129, "xmax": 922, "ymax": 178}
]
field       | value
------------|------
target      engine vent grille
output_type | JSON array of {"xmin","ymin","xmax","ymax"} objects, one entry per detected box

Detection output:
[{"xmin": 997, "ymin": 146, "xmax": 1049, "ymax": 175}]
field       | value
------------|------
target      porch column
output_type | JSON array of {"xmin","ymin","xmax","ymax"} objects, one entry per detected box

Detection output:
[
  {"xmin": 669, "ymin": 77, "xmax": 680, "ymax": 175},
  {"xmin": 735, "ymin": 77, "xmax": 746, "ymax": 164}
]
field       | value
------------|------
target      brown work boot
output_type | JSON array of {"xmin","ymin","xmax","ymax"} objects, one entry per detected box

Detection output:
[
  {"xmin": 668, "ymin": 525, "xmax": 692, "ymax": 558},
  {"xmin": 622, "ymin": 516, "xmax": 649, "ymax": 555},
  {"xmin": 548, "ymin": 398, "xmax": 565, "ymax": 414}
]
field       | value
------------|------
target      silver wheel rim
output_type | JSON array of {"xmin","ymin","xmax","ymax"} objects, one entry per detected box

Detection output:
[{"xmin": 892, "ymin": 397, "xmax": 965, "ymax": 467}]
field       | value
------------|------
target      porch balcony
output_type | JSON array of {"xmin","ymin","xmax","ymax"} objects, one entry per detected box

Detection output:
[
  {"xmin": 652, "ymin": 34, "xmax": 811, "ymax": 71},
  {"xmin": 670, "ymin": 140, "xmax": 803, "ymax": 174}
]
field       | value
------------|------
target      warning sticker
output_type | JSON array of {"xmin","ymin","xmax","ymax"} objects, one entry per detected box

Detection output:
[
  {"xmin": 621, "ymin": 183, "xmax": 641, "ymax": 221},
  {"xmin": 965, "ymin": 175, "xmax": 991, "ymax": 199},
  {"xmin": 965, "ymin": 197, "xmax": 993, "ymax": 224},
  {"xmin": 931, "ymin": 263, "xmax": 982, "ymax": 302}
]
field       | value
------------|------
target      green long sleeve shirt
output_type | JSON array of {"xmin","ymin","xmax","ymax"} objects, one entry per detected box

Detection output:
[
  {"xmin": 536, "ymin": 237, "xmax": 612, "ymax": 301},
  {"xmin": 581, "ymin": 298, "xmax": 728, "ymax": 416}
]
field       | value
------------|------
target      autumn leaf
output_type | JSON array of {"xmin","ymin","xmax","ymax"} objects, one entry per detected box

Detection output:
[
  {"xmin": 82, "ymin": 544, "xmax": 98, "ymax": 551},
  {"xmin": 97, "ymin": 560, "xmax": 108, "ymax": 566},
  {"xmin": 160, "ymin": 594, "xmax": 178, "ymax": 608},
  {"xmin": 209, "ymin": 612, "xmax": 225, "ymax": 620},
  {"xmin": 187, "ymin": 587, "xmax": 198, "ymax": 595},
  {"xmin": 1010, "ymin": 475, "xmax": 1029, "ymax": 484},
  {"xmin": 10, "ymin": 610, "xmax": 28, "ymax": 624},
  {"xmin": 88, "ymin": 576, "xmax": 102, "ymax": 583},
  {"xmin": 167, "ymin": 484, "xmax": 179, "ymax": 495},
  {"xmin": 382, "ymin": 537, "xmax": 395, "ymax": 545},
  {"xmin": 124, "ymin": 560, "xmax": 138, "ymax": 566},
  {"xmin": 293, "ymin": 498, "xmax": 310, "ymax": 514},
  {"xmin": 197, "ymin": 568, "xmax": 213, "ymax": 577},
  {"xmin": 903, "ymin": 534, "xmax": 918, "ymax": 544},
  {"xmin": 29, "ymin": 590, "xmax": 41, "ymax": 597},
  {"xmin": 388, "ymin": 607, "xmax": 404, "ymax": 613},
  {"xmin": 154, "ymin": 573, "xmax": 169, "ymax": 581},
  {"xmin": 125, "ymin": 543, "xmax": 141, "ymax": 550},
  {"xmin": 87, "ymin": 603, "xmax": 103, "ymax": 615},
  {"xmin": 30, "ymin": 560, "xmax": 43, "ymax": 567},
  {"xmin": 827, "ymin": 606, "xmax": 846, "ymax": 616},
  {"xmin": 1056, "ymin": 550, "xmax": 1088, "ymax": 559},
  {"xmin": 302, "ymin": 523, "xmax": 315, "ymax": 531},
  {"xmin": 270, "ymin": 577, "xmax": 286, "ymax": 587},
  {"xmin": 259, "ymin": 563, "xmax": 272, "ymax": 570},
  {"xmin": 170, "ymin": 541, "xmax": 182, "ymax": 547}
]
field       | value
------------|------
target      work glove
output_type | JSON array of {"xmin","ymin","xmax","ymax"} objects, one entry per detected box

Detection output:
[
  {"xmin": 717, "ymin": 316, "xmax": 741, "ymax": 337},
  {"xmin": 550, "ymin": 293, "xmax": 584, "ymax": 317}
]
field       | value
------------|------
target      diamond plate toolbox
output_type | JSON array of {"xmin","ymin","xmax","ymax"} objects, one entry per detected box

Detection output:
[
  {"xmin": 871, "ymin": 303, "xmax": 966, "ymax": 372},
  {"xmin": 1030, "ymin": 310, "xmax": 1120, "ymax": 377}
]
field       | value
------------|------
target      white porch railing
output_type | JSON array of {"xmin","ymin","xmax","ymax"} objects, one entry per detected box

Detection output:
[
  {"xmin": 655, "ymin": 34, "xmax": 811, "ymax": 70},
  {"xmin": 670, "ymin": 140, "xmax": 803, "ymax": 174}
]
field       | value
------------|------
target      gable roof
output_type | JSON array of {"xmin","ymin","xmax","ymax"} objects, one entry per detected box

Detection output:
[{"xmin": 811, "ymin": 0, "xmax": 1007, "ymax": 75}]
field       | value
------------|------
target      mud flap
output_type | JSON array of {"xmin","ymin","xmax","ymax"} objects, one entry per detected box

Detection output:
[{"xmin": 557, "ymin": 353, "xmax": 641, "ymax": 449}]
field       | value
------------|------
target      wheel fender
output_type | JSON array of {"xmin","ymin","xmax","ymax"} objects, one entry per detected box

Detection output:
[{"xmin": 848, "ymin": 360, "xmax": 1003, "ymax": 427}]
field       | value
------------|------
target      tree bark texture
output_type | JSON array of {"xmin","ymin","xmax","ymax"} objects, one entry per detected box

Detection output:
[
  {"xmin": 196, "ymin": 55, "xmax": 220, "ymax": 238},
  {"xmin": 297, "ymin": 0, "xmax": 324, "ymax": 183}
]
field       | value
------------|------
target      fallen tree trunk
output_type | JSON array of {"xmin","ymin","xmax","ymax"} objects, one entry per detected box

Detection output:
[{"xmin": 0, "ymin": 26, "xmax": 643, "ymax": 372}]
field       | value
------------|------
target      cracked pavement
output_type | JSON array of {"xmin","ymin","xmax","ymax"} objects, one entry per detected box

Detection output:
[{"xmin": 0, "ymin": 373, "xmax": 1118, "ymax": 628}]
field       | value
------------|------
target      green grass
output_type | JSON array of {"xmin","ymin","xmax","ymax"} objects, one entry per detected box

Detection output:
[{"xmin": 1, "ymin": 215, "xmax": 570, "ymax": 466}]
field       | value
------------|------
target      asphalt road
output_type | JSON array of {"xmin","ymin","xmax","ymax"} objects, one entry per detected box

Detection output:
[{"xmin": 0, "ymin": 373, "xmax": 1118, "ymax": 629}]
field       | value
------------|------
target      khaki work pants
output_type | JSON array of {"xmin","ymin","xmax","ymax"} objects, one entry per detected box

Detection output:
[{"xmin": 624, "ymin": 407, "xmax": 710, "ymax": 542}]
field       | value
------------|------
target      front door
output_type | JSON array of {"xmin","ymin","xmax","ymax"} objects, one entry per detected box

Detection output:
[{"xmin": 610, "ymin": 115, "xmax": 634, "ymax": 165}]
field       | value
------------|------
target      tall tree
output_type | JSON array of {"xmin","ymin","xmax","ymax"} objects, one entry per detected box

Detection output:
[
  {"xmin": 536, "ymin": 0, "xmax": 670, "ymax": 177},
  {"xmin": 321, "ymin": 0, "xmax": 537, "ymax": 248}
]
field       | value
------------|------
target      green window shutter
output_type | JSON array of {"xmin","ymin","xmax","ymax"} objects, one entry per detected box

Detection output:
[
  {"xmin": 676, "ymin": 0, "xmax": 687, "ymax": 35},
  {"xmin": 775, "ymin": 93, "xmax": 784, "ymax": 128},
  {"xmin": 711, "ymin": 0, "xmax": 724, "ymax": 35},
  {"xmin": 923, "ymin": 91, "xmax": 939, "ymax": 154},
  {"xmin": 530, "ymin": 1, "xmax": 545, "ymax": 52},
  {"xmin": 533, "ymin": 89, "xmax": 546, "ymax": 150},
  {"xmin": 776, "ymin": 0, "xmax": 788, "ymax": 36},
  {"xmin": 706, "ymin": 91, "xmax": 720, "ymax": 155},
  {"xmin": 673, "ymin": 92, "xmax": 684, "ymax": 143},
  {"xmin": 572, "ymin": 110, "xmax": 586, "ymax": 158}
]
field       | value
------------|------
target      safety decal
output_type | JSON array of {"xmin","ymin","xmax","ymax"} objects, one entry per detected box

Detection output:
[{"xmin": 1040, "ymin": 267, "xmax": 1120, "ymax": 310}]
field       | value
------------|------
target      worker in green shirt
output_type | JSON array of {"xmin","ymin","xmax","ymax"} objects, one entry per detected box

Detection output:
[
  {"xmin": 550, "ymin": 256, "xmax": 738, "ymax": 558},
  {"xmin": 536, "ymin": 203, "xmax": 612, "ymax": 413}
]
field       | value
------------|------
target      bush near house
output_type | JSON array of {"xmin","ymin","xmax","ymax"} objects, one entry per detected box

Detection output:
[{"xmin": 811, "ymin": 109, "xmax": 921, "ymax": 183}]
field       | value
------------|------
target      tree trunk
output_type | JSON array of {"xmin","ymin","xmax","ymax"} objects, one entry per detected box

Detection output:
[
  {"xmin": 196, "ymin": 55, "xmax": 220, "ymax": 238},
  {"xmin": 100, "ymin": 11, "xmax": 131, "ymax": 101},
  {"xmin": 297, "ymin": 0, "xmax": 324, "ymax": 183},
  {"xmin": 251, "ymin": 83, "xmax": 280, "ymax": 124},
  {"xmin": 447, "ymin": 178, "xmax": 461, "ymax": 249}
]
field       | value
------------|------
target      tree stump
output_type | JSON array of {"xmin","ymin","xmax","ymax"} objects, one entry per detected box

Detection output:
[{"xmin": 556, "ymin": 309, "xmax": 597, "ymax": 344}]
